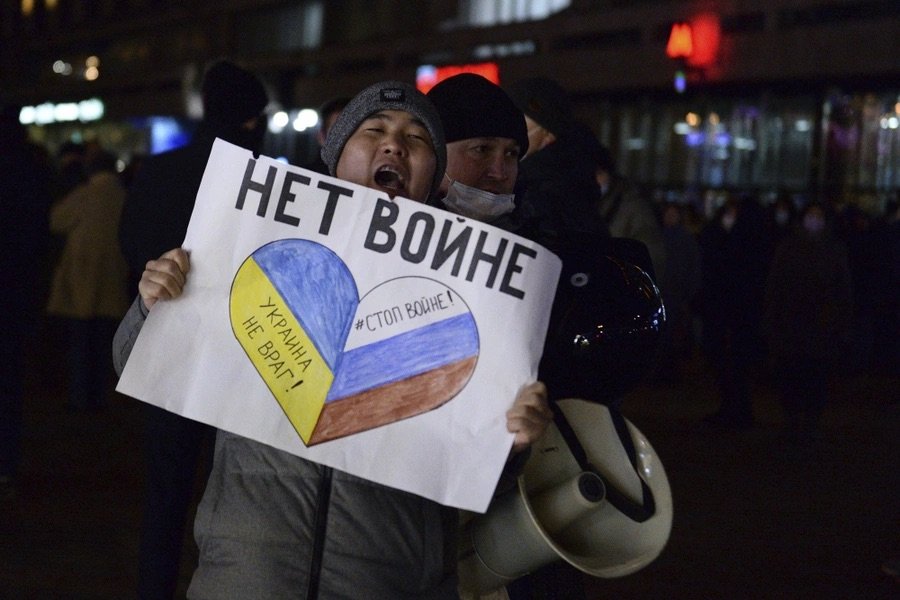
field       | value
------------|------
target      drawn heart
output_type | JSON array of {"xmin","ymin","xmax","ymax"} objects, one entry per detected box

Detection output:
[{"xmin": 230, "ymin": 239, "xmax": 479, "ymax": 445}]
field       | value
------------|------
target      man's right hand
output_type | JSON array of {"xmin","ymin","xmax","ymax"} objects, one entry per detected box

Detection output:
[{"xmin": 138, "ymin": 248, "xmax": 190, "ymax": 310}]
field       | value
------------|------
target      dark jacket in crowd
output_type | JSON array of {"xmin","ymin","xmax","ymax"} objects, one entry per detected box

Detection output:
[
  {"xmin": 511, "ymin": 134, "xmax": 608, "ymax": 251},
  {"xmin": 764, "ymin": 227, "xmax": 853, "ymax": 365},
  {"xmin": 116, "ymin": 97, "xmax": 266, "ymax": 599},
  {"xmin": 119, "ymin": 120, "xmax": 262, "ymax": 275},
  {"xmin": 1, "ymin": 112, "xmax": 53, "ymax": 479}
]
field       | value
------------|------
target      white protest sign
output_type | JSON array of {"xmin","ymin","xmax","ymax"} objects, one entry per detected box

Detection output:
[{"xmin": 116, "ymin": 138, "xmax": 561, "ymax": 512}]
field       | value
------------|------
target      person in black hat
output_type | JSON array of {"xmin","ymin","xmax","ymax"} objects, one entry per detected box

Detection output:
[
  {"xmin": 426, "ymin": 73, "xmax": 529, "ymax": 226},
  {"xmin": 121, "ymin": 59, "xmax": 269, "ymax": 278},
  {"xmin": 304, "ymin": 95, "xmax": 351, "ymax": 174},
  {"xmin": 113, "ymin": 79, "xmax": 550, "ymax": 599},
  {"xmin": 579, "ymin": 124, "xmax": 666, "ymax": 282},
  {"xmin": 505, "ymin": 76, "xmax": 609, "ymax": 251},
  {"xmin": 505, "ymin": 78, "xmax": 654, "ymax": 600},
  {"xmin": 116, "ymin": 58, "xmax": 269, "ymax": 600},
  {"xmin": 506, "ymin": 76, "xmax": 574, "ymax": 159},
  {"xmin": 426, "ymin": 69, "xmax": 551, "ymax": 477},
  {"xmin": 1, "ymin": 103, "xmax": 53, "ymax": 501}
]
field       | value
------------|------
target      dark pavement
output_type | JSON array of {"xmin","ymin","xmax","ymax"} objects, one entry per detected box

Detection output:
[{"xmin": 1, "ymin": 320, "xmax": 898, "ymax": 600}]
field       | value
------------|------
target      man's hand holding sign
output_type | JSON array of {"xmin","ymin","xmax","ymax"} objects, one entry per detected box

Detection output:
[{"xmin": 137, "ymin": 248, "xmax": 189, "ymax": 309}]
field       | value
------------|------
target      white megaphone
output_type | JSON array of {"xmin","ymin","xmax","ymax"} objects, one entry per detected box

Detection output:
[{"xmin": 458, "ymin": 398, "xmax": 673, "ymax": 595}]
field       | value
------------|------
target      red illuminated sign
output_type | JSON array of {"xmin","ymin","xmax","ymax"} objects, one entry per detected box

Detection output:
[
  {"xmin": 666, "ymin": 23, "xmax": 693, "ymax": 59},
  {"xmin": 665, "ymin": 14, "xmax": 721, "ymax": 68},
  {"xmin": 416, "ymin": 62, "xmax": 500, "ymax": 94},
  {"xmin": 688, "ymin": 13, "xmax": 721, "ymax": 68}
]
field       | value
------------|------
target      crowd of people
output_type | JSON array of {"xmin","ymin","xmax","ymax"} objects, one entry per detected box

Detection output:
[{"xmin": 1, "ymin": 59, "xmax": 898, "ymax": 599}]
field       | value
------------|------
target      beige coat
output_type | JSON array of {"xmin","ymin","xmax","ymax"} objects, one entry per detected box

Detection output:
[{"xmin": 47, "ymin": 171, "xmax": 130, "ymax": 319}]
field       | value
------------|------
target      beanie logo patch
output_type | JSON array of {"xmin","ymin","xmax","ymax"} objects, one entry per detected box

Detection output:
[{"xmin": 380, "ymin": 88, "xmax": 406, "ymax": 103}]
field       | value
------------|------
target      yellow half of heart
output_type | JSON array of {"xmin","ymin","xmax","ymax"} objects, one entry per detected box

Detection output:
[{"xmin": 230, "ymin": 257, "xmax": 334, "ymax": 444}]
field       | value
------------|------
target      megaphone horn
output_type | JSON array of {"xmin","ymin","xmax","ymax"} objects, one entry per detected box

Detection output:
[{"xmin": 458, "ymin": 399, "xmax": 673, "ymax": 595}]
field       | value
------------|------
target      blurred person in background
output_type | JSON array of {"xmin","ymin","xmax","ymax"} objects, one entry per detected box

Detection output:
[
  {"xmin": 767, "ymin": 192, "xmax": 797, "ymax": 248},
  {"xmin": 47, "ymin": 148, "xmax": 130, "ymax": 413},
  {"xmin": 872, "ymin": 198, "xmax": 900, "ymax": 378},
  {"xmin": 764, "ymin": 202, "xmax": 853, "ymax": 441},
  {"xmin": 505, "ymin": 76, "xmax": 608, "ymax": 250},
  {"xmin": 656, "ymin": 202, "xmax": 702, "ymax": 383},
  {"xmin": 0, "ymin": 102, "xmax": 53, "ymax": 499},
  {"xmin": 698, "ymin": 194, "xmax": 771, "ymax": 430},
  {"xmin": 427, "ymin": 71, "xmax": 553, "ymax": 600},
  {"xmin": 585, "ymin": 133, "xmax": 666, "ymax": 283},
  {"xmin": 426, "ymin": 73, "xmax": 528, "ymax": 227},
  {"xmin": 304, "ymin": 95, "xmax": 350, "ymax": 174},
  {"xmin": 117, "ymin": 58, "xmax": 269, "ymax": 600},
  {"xmin": 503, "ymin": 77, "xmax": 609, "ymax": 600},
  {"xmin": 833, "ymin": 204, "xmax": 882, "ymax": 377},
  {"xmin": 53, "ymin": 140, "xmax": 87, "ymax": 198}
]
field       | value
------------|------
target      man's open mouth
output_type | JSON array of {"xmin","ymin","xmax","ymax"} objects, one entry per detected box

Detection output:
[{"xmin": 374, "ymin": 166, "xmax": 405, "ymax": 192}]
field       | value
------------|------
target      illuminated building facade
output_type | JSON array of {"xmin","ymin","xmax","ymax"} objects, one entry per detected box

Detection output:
[{"xmin": 1, "ymin": 0, "xmax": 898, "ymax": 211}]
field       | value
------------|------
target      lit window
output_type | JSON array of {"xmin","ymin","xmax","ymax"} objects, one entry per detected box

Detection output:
[{"xmin": 457, "ymin": 0, "xmax": 570, "ymax": 28}]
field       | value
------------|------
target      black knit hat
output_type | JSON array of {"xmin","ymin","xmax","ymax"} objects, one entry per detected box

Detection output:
[
  {"xmin": 321, "ymin": 80, "xmax": 447, "ymax": 198},
  {"xmin": 426, "ymin": 73, "xmax": 529, "ymax": 157},
  {"xmin": 201, "ymin": 60, "xmax": 269, "ymax": 126},
  {"xmin": 506, "ymin": 76, "xmax": 574, "ymax": 137}
]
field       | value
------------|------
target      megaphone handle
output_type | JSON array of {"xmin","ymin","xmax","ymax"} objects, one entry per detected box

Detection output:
[
  {"xmin": 549, "ymin": 402, "xmax": 592, "ymax": 472},
  {"xmin": 550, "ymin": 402, "xmax": 657, "ymax": 523}
]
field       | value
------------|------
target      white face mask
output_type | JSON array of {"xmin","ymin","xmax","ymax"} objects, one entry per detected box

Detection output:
[{"xmin": 441, "ymin": 177, "xmax": 516, "ymax": 221}]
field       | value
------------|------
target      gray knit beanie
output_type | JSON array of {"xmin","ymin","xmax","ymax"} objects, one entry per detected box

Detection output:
[{"xmin": 321, "ymin": 80, "xmax": 447, "ymax": 198}]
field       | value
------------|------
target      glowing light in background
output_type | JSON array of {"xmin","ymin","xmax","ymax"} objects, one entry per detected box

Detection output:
[
  {"xmin": 84, "ymin": 56, "xmax": 100, "ymax": 81},
  {"xmin": 19, "ymin": 99, "xmax": 105, "ymax": 124},
  {"xmin": 78, "ymin": 98, "xmax": 104, "ymax": 121},
  {"xmin": 148, "ymin": 117, "xmax": 190, "ymax": 154},
  {"xmin": 18, "ymin": 106, "xmax": 36, "ymax": 124},
  {"xmin": 52, "ymin": 60, "xmax": 73, "ymax": 75},
  {"xmin": 292, "ymin": 109, "xmax": 319, "ymax": 132},
  {"xmin": 666, "ymin": 23, "xmax": 693, "ymax": 59},
  {"xmin": 415, "ymin": 62, "xmax": 500, "ymax": 93},
  {"xmin": 665, "ymin": 14, "xmax": 721, "ymax": 69},
  {"xmin": 269, "ymin": 110, "xmax": 290, "ymax": 134},
  {"xmin": 34, "ymin": 103, "xmax": 55, "ymax": 125},
  {"xmin": 687, "ymin": 13, "xmax": 721, "ymax": 68},
  {"xmin": 674, "ymin": 69, "xmax": 686, "ymax": 94},
  {"xmin": 673, "ymin": 121, "xmax": 691, "ymax": 135},
  {"xmin": 686, "ymin": 131, "xmax": 705, "ymax": 147},
  {"xmin": 53, "ymin": 103, "xmax": 79, "ymax": 122}
]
